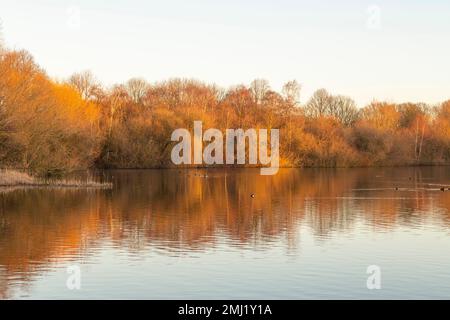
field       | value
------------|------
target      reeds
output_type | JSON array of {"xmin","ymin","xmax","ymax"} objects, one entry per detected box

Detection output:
[{"xmin": 0, "ymin": 169, "xmax": 112, "ymax": 189}]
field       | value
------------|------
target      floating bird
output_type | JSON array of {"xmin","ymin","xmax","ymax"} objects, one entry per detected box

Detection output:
[
  {"xmin": 395, "ymin": 187, "xmax": 399, "ymax": 191},
  {"xmin": 440, "ymin": 187, "xmax": 445, "ymax": 192},
  {"xmin": 250, "ymin": 193, "xmax": 255, "ymax": 198}
]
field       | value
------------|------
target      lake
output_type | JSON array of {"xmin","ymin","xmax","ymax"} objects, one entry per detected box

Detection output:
[{"xmin": 1, "ymin": 167, "xmax": 449, "ymax": 299}]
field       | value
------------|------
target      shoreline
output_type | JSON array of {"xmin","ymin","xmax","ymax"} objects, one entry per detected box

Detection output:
[
  {"xmin": 4, "ymin": 163, "xmax": 450, "ymax": 172},
  {"xmin": 91, "ymin": 163, "xmax": 450, "ymax": 170},
  {"xmin": 0, "ymin": 170, "xmax": 112, "ymax": 189},
  {"xmin": 2, "ymin": 164, "xmax": 450, "ymax": 188}
]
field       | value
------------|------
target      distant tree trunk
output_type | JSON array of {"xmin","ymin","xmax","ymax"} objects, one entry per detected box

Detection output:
[
  {"xmin": 418, "ymin": 122, "xmax": 425, "ymax": 162},
  {"xmin": 415, "ymin": 119, "xmax": 419, "ymax": 161}
]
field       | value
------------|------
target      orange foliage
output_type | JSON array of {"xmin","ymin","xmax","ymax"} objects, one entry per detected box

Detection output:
[{"xmin": 1, "ymin": 46, "xmax": 450, "ymax": 171}]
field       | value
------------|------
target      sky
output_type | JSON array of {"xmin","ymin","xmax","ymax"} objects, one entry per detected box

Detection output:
[{"xmin": 1, "ymin": 0, "xmax": 449, "ymax": 106}]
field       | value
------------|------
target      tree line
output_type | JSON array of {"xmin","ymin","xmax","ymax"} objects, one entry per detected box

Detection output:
[{"xmin": 1, "ymin": 45, "xmax": 450, "ymax": 174}]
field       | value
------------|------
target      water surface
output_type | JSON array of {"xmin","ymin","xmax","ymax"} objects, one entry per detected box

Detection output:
[{"xmin": 1, "ymin": 168, "xmax": 450, "ymax": 299}]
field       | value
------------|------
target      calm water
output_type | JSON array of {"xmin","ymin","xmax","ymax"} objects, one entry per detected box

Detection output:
[{"xmin": 1, "ymin": 168, "xmax": 450, "ymax": 299}]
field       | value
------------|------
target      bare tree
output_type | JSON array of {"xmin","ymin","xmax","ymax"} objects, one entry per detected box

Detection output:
[
  {"xmin": 306, "ymin": 89, "xmax": 358, "ymax": 126},
  {"xmin": 68, "ymin": 71, "xmax": 101, "ymax": 100},
  {"xmin": 0, "ymin": 19, "xmax": 4, "ymax": 49},
  {"xmin": 414, "ymin": 118, "xmax": 426, "ymax": 161},
  {"xmin": 125, "ymin": 78, "xmax": 148, "ymax": 104},
  {"xmin": 282, "ymin": 80, "xmax": 301, "ymax": 153},
  {"xmin": 305, "ymin": 88, "xmax": 332, "ymax": 117},
  {"xmin": 330, "ymin": 95, "xmax": 359, "ymax": 126},
  {"xmin": 107, "ymin": 85, "xmax": 129, "ymax": 136},
  {"xmin": 282, "ymin": 80, "xmax": 301, "ymax": 107},
  {"xmin": 250, "ymin": 79, "xmax": 270, "ymax": 106}
]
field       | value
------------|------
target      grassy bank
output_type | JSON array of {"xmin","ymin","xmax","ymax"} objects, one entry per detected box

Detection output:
[{"xmin": 0, "ymin": 170, "xmax": 112, "ymax": 189}]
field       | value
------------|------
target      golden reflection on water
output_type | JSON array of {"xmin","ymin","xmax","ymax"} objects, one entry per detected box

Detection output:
[{"xmin": 1, "ymin": 167, "xmax": 450, "ymax": 298}]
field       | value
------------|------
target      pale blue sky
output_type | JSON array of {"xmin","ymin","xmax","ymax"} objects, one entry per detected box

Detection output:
[{"xmin": 1, "ymin": 0, "xmax": 449, "ymax": 106}]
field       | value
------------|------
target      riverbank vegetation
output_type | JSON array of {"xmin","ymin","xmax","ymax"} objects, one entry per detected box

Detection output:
[
  {"xmin": 0, "ymin": 169, "xmax": 111, "ymax": 189},
  {"xmin": 1, "ymin": 43, "xmax": 450, "ymax": 174}
]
